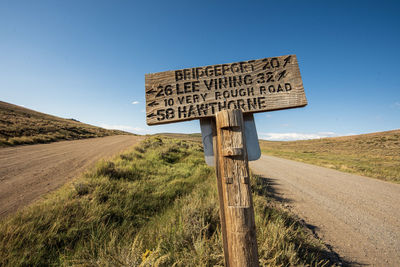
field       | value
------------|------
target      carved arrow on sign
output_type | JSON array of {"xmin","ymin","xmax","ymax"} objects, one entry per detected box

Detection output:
[
  {"xmin": 277, "ymin": 70, "xmax": 287, "ymax": 81},
  {"xmin": 146, "ymin": 113, "xmax": 156, "ymax": 118},
  {"xmin": 146, "ymin": 88, "xmax": 157, "ymax": 95},
  {"xmin": 283, "ymin": 55, "xmax": 291, "ymax": 67},
  {"xmin": 147, "ymin": 101, "xmax": 159, "ymax": 107}
]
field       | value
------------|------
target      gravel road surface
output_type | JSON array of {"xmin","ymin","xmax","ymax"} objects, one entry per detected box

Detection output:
[
  {"xmin": 250, "ymin": 155, "xmax": 400, "ymax": 266},
  {"xmin": 0, "ymin": 135, "xmax": 144, "ymax": 219}
]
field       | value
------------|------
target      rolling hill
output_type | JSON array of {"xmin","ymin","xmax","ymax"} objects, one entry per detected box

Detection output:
[
  {"xmin": 0, "ymin": 101, "xmax": 132, "ymax": 147},
  {"xmin": 259, "ymin": 129, "xmax": 400, "ymax": 183}
]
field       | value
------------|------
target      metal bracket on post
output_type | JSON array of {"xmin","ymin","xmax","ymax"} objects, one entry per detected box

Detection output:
[{"xmin": 200, "ymin": 114, "xmax": 261, "ymax": 166}]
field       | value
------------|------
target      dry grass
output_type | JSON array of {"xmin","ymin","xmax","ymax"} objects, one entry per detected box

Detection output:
[
  {"xmin": 0, "ymin": 137, "xmax": 336, "ymax": 266},
  {"xmin": 260, "ymin": 129, "xmax": 400, "ymax": 183},
  {"xmin": 0, "ymin": 101, "xmax": 131, "ymax": 147},
  {"xmin": 157, "ymin": 132, "xmax": 202, "ymax": 142}
]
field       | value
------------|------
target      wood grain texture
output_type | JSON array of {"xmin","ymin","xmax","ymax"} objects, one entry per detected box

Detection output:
[
  {"xmin": 216, "ymin": 109, "xmax": 259, "ymax": 267},
  {"xmin": 210, "ymin": 117, "xmax": 230, "ymax": 267},
  {"xmin": 145, "ymin": 54, "xmax": 306, "ymax": 125}
]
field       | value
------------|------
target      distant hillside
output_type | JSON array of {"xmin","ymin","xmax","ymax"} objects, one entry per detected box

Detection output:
[
  {"xmin": 157, "ymin": 132, "xmax": 202, "ymax": 142},
  {"xmin": 260, "ymin": 130, "xmax": 400, "ymax": 183},
  {"xmin": 0, "ymin": 101, "xmax": 132, "ymax": 147}
]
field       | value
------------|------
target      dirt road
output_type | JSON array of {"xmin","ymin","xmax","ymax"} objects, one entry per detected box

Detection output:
[
  {"xmin": 250, "ymin": 155, "xmax": 400, "ymax": 266},
  {"xmin": 0, "ymin": 135, "xmax": 144, "ymax": 219}
]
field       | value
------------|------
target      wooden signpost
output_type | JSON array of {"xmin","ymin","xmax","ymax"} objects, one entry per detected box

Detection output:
[{"xmin": 145, "ymin": 55, "xmax": 307, "ymax": 267}]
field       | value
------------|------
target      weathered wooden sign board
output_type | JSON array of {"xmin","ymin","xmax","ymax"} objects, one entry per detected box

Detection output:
[
  {"xmin": 145, "ymin": 55, "xmax": 307, "ymax": 267},
  {"xmin": 145, "ymin": 55, "xmax": 307, "ymax": 125}
]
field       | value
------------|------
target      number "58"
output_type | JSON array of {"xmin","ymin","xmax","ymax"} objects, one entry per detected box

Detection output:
[{"xmin": 157, "ymin": 108, "xmax": 175, "ymax": 121}]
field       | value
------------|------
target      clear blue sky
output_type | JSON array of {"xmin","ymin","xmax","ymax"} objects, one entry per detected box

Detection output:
[{"xmin": 1, "ymin": 0, "xmax": 399, "ymax": 140}]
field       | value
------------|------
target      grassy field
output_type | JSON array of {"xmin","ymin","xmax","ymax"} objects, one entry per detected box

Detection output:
[
  {"xmin": 158, "ymin": 132, "xmax": 202, "ymax": 142},
  {"xmin": 260, "ymin": 129, "xmax": 400, "ymax": 183},
  {"xmin": 0, "ymin": 137, "xmax": 336, "ymax": 266},
  {"xmin": 0, "ymin": 101, "xmax": 130, "ymax": 147}
]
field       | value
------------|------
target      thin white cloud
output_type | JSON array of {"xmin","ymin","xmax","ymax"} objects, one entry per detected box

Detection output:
[
  {"xmin": 100, "ymin": 123, "xmax": 151, "ymax": 133},
  {"xmin": 280, "ymin": 123, "xmax": 290, "ymax": 127},
  {"xmin": 140, "ymin": 109, "xmax": 145, "ymax": 113},
  {"xmin": 394, "ymin": 102, "xmax": 400, "ymax": 108},
  {"xmin": 131, "ymin": 101, "xmax": 139, "ymax": 105},
  {"xmin": 317, "ymin": 131, "xmax": 335, "ymax": 135},
  {"xmin": 259, "ymin": 132, "xmax": 337, "ymax": 141},
  {"xmin": 266, "ymin": 114, "xmax": 272, "ymax": 118}
]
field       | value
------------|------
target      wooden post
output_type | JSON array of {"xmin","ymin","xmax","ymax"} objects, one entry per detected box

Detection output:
[
  {"xmin": 210, "ymin": 117, "xmax": 230, "ymax": 266},
  {"xmin": 215, "ymin": 109, "xmax": 259, "ymax": 267}
]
